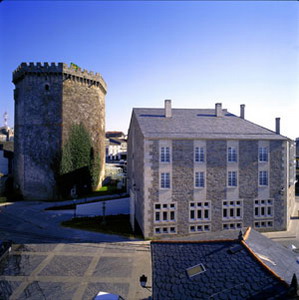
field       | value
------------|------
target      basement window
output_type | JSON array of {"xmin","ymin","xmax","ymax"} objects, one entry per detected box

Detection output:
[{"xmin": 186, "ymin": 263, "xmax": 206, "ymax": 278}]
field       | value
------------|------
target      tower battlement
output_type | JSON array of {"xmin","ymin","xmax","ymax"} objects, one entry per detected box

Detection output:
[{"xmin": 13, "ymin": 62, "xmax": 107, "ymax": 93}]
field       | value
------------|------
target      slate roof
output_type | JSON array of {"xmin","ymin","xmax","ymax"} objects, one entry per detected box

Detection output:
[
  {"xmin": 151, "ymin": 228, "xmax": 298, "ymax": 299},
  {"xmin": 133, "ymin": 107, "xmax": 289, "ymax": 140}
]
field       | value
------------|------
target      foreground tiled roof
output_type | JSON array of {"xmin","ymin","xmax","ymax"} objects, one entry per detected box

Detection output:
[
  {"xmin": 133, "ymin": 108, "xmax": 288, "ymax": 140},
  {"xmin": 151, "ymin": 228, "xmax": 297, "ymax": 299}
]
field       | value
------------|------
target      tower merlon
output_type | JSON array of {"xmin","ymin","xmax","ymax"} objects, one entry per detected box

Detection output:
[{"xmin": 12, "ymin": 62, "xmax": 107, "ymax": 93}]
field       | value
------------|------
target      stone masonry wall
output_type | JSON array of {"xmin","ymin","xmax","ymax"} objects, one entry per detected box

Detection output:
[
  {"xmin": 172, "ymin": 140, "xmax": 194, "ymax": 235},
  {"xmin": 14, "ymin": 72, "xmax": 63, "ymax": 199},
  {"xmin": 62, "ymin": 77, "xmax": 106, "ymax": 189},
  {"xmin": 127, "ymin": 114, "xmax": 146, "ymax": 235},
  {"xmin": 206, "ymin": 140, "xmax": 227, "ymax": 232},
  {"xmin": 270, "ymin": 140, "xmax": 285, "ymax": 230},
  {"xmin": 239, "ymin": 140, "xmax": 258, "ymax": 227},
  {"xmin": 147, "ymin": 140, "xmax": 159, "ymax": 237}
]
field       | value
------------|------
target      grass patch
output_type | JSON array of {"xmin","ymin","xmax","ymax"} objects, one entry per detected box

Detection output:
[
  {"xmin": 61, "ymin": 214, "xmax": 143, "ymax": 238},
  {"xmin": 0, "ymin": 197, "xmax": 7, "ymax": 203}
]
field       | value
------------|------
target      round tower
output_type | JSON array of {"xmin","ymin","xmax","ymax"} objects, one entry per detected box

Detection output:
[{"xmin": 13, "ymin": 62, "xmax": 107, "ymax": 200}]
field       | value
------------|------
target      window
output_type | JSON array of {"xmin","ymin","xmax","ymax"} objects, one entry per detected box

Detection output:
[
  {"xmin": 161, "ymin": 173, "xmax": 170, "ymax": 188},
  {"xmin": 228, "ymin": 171, "xmax": 237, "ymax": 187},
  {"xmin": 154, "ymin": 203, "xmax": 176, "ymax": 223},
  {"xmin": 228, "ymin": 147, "xmax": 237, "ymax": 162},
  {"xmin": 254, "ymin": 199, "xmax": 273, "ymax": 218},
  {"xmin": 223, "ymin": 222, "xmax": 242, "ymax": 230},
  {"xmin": 154, "ymin": 226, "xmax": 176, "ymax": 234},
  {"xmin": 254, "ymin": 220, "xmax": 273, "ymax": 228},
  {"xmin": 45, "ymin": 84, "xmax": 50, "ymax": 91},
  {"xmin": 259, "ymin": 147, "xmax": 268, "ymax": 162},
  {"xmin": 222, "ymin": 200, "xmax": 242, "ymax": 220},
  {"xmin": 189, "ymin": 201, "xmax": 211, "ymax": 221},
  {"xmin": 160, "ymin": 146, "xmax": 170, "ymax": 163},
  {"xmin": 195, "ymin": 172, "xmax": 205, "ymax": 188},
  {"xmin": 195, "ymin": 147, "xmax": 205, "ymax": 162},
  {"xmin": 259, "ymin": 171, "xmax": 268, "ymax": 186},
  {"xmin": 189, "ymin": 224, "xmax": 210, "ymax": 233}
]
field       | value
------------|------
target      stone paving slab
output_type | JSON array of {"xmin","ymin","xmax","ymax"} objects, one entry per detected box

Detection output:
[
  {"xmin": 0, "ymin": 254, "xmax": 47, "ymax": 276},
  {"xmin": 18, "ymin": 282, "xmax": 78, "ymax": 300},
  {"xmin": 38, "ymin": 255, "xmax": 93, "ymax": 277},
  {"xmin": 93, "ymin": 257, "xmax": 133, "ymax": 278},
  {"xmin": 0, "ymin": 241, "xmax": 152, "ymax": 300}
]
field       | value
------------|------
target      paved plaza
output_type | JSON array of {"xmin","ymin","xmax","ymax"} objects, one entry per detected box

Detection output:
[{"xmin": 0, "ymin": 241, "xmax": 151, "ymax": 300}]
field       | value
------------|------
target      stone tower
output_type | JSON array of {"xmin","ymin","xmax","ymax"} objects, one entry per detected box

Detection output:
[{"xmin": 13, "ymin": 62, "xmax": 107, "ymax": 200}]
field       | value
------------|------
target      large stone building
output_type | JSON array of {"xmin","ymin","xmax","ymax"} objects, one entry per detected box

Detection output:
[
  {"xmin": 13, "ymin": 62, "xmax": 107, "ymax": 200},
  {"xmin": 127, "ymin": 100, "xmax": 296, "ymax": 238}
]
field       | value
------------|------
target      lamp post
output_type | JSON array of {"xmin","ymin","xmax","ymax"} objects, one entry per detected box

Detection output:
[{"xmin": 101, "ymin": 201, "xmax": 106, "ymax": 225}]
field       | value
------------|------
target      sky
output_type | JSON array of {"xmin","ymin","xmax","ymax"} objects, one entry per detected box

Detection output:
[{"xmin": 0, "ymin": 1, "xmax": 298, "ymax": 139}]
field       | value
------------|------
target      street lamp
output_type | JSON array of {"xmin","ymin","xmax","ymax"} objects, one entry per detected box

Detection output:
[
  {"xmin": 139, "ymin": 275, "xmax": 147, "ymax": 288},
  {"xmin": 101, "ymin": 201, "xmax": 106, "ymax": 225}
]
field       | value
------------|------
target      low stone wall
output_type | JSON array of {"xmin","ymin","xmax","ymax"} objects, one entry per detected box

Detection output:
[{"xmin": 76, "ymin": 197, "xmax": 129, "ymax": 216}]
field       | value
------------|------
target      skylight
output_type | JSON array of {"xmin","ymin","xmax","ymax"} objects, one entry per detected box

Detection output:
[{"xmin": 186, "ymin": 263, "xmax": 206, "ymax": 278}]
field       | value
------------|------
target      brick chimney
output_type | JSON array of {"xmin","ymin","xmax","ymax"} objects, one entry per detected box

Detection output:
[
  {"xmin": 240, "ymin": 104, "xmax": 245, "ymax": 119},
  {"xmin": 276, "ymin": 117, "xmax": 280, "ymax": 134},
  {"xmin": 165, "ymin": 99, "xmax": 172, "ymax": 118},
  {"xmin": 215, "ymin": 103, "xmax": 222, "ymax": 117}
]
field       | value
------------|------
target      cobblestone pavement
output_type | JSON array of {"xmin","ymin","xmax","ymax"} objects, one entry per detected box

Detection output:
[{"xmin": 0, "ymin": 241, "xmax": 152, "ymax": 300}]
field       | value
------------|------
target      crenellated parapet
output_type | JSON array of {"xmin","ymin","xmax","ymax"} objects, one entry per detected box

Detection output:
[{"xmin": 13, "ymin": 62, "xmax": 107, "ymax": 93}]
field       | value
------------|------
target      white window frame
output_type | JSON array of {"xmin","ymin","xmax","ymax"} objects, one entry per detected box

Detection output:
[
  {"xmin": 259, "ymin": 147, "xmax": 268, "ymax": 162},
  {"xmin": 195, "ymin": 171, "xmax": 205, "ymax": 188},
  {"xmin": 228, "ymin": 171, "xmax": 237, "ymax": 187},
  {"xmin": 189, "ymin": 201, "xmax": 211, "ymax": 222},
  {"xmin": 222, "ymin": 222, "xmax": 243, "ymax": 230},
  {"xmin": 222, "ymin": 200, "xmax": 243, "ymax": 220},
  {"xmin": 254, "ymin": 220, "xmax": 273, "ymax": 228},
  {"xmin": 154, "ymin": 226, "xmax": 177, "ymax": 234},
  {"xmin": 154, "ymin": 203, "xmax": 176, "ymax": 223},
  {"xmin": 160, "ymin": 146, "xmax": 170, "ymax": 163},
  {"xmin": 189, "ymin": 224, "xmax": 210, "ymax": 233},
  {"xmin": 160, "ymin": 172, "xmax": 170, "ymax": 189},
  {"xmin": 228, "ymin": 147, "xmax": 237, "ymax": 162},
  {"xmin": 259, "ymin": 171, "xmax": 268, "ymax": 186},
  {"xmin": 195, "ymin": 147, "xmax": 205, "ymax": 163},
  {"xmin": 254, "ymin": 199, "xmax": 273, "ymax": 218}
]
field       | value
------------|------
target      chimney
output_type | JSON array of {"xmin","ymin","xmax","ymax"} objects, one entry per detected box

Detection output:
[
  {"xmin": 215, "ymin": 103, "xmax": 222, "ymax": 117},
  {"xmin": 165, "ymin": 99, "xmax": 172, "ymax": 118},
  {"xmin": 240, "ymin": 104, "xmax": 245, "ymax": 119},
  {"xmin": 275, "ymin": 117, "xmax": 280, "ymax": 134}
]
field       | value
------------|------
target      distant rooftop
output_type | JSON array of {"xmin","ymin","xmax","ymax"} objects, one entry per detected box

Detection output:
[
  {"xmin": 151, "ymin": 228, "xmax": 299, "ymax": 299},
  {"xmin": 133, "ymin": 101, "xmax": 289, "ymax": 140}
]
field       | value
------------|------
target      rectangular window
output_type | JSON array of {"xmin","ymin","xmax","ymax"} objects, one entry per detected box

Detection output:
[
  {"xmin": 161, "ymin": 172, "xmax": 170, "ymax": 188},
  {"xmin": 154, "ymin": 203, "xmax": 176, "ymax": 223},
  {"xmin": 259, "ymin": 171, "xmax": 268, "ymax": 186},
  {"xmin": 160, "ymin": 147, "xmax": 170, "ymax": 163},
  {"xmin": 189, "ymin": 201, "xmax": 211, "ymax": 221},
  {"xmin": 228, "ymin": 171, "xmax": 237, "ymax": 187},
  {"xmin": 223, "ymin": 222, "xmax": 242, "ymax": 230},
  {"xmin": 222, "ymin": 200, "xmax": 242, "ymax": 220},
  {"xmin": 195, "ymin": 172, "xmax": 205, "ymax": 188},
  {"xmin": 259, "ymin": 147, "xmax": 268, "ymax": 162},
  {"xmin": 228, "ymin": 147, "xmax": 237, "ymax": 162},
  {"xmin": 195, "ymin": 147, "xmax": 205, "ymax": 162},
  {"xmin": 254, "ymin": 199, "xmax": 273, "ymax": 218}
]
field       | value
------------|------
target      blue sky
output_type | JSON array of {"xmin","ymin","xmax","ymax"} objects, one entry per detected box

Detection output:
[{"xmin": 0, "ymin": 1, "xmax": 298, "ymax": 138}]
